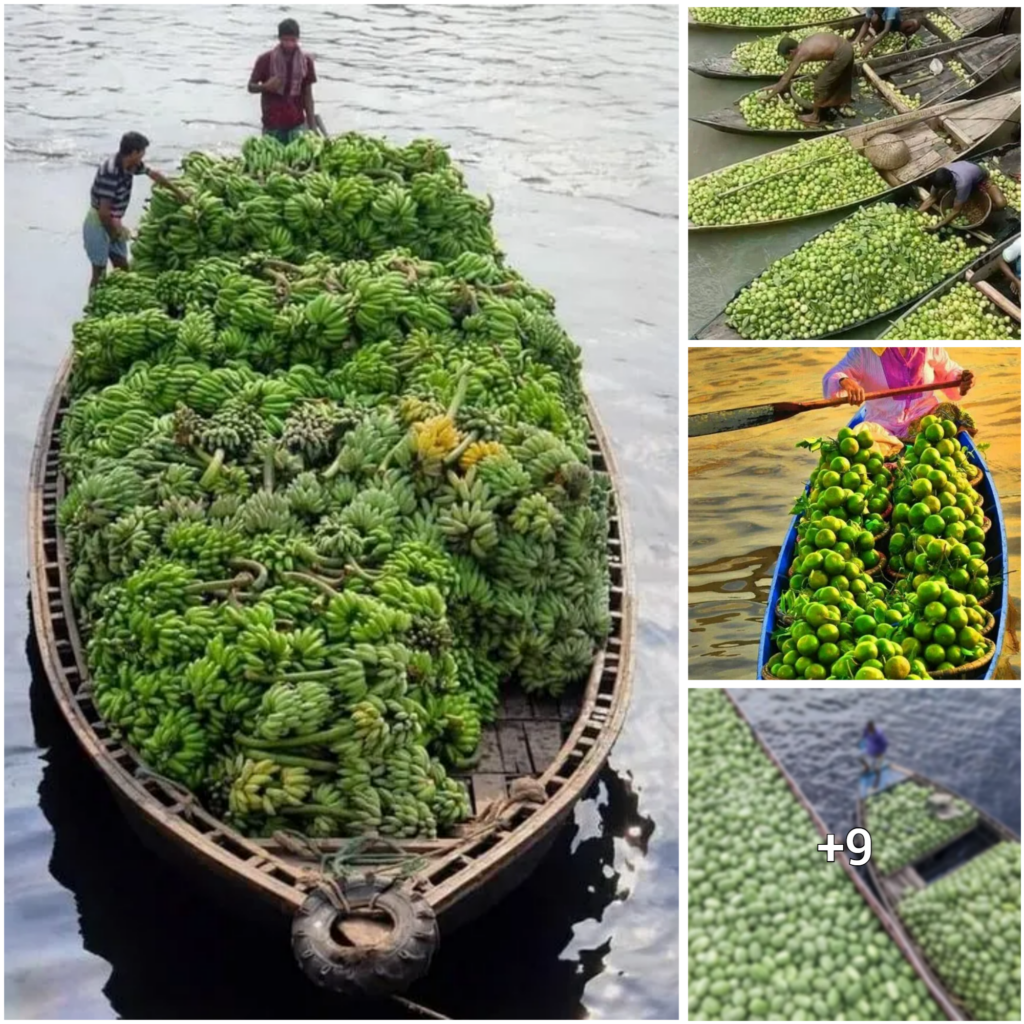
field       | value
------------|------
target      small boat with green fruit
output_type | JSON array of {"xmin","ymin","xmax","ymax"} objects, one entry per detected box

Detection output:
[
  {"xmin": 856, "ymin": 763, "xmax": 1020, "ymax": 1021},
  {"xmin": 688, "ymin": 89, "xmax": 1021, "ymax": 232},
  {"xmin": 758, "ymin": 410, "xmax": 1007, "ymax": 680},
  {"xmin": 687, "ymin": 5, "xmax": 863, "ymax": 33},
  {"xmin": 691, "ymin": 36, "xmax": 1020, "ymax": 139}
]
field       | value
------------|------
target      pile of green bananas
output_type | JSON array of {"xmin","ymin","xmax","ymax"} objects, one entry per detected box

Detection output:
[
  {"xmin": 725, "ymin": 203, "xmax": 975, "ymax": 339},
  {"xmin": 882, "ymin": 281, "xmax": 1018, "ymax": 341},
  {"xmin": 130, "ymin": 132, "xmax": 497, "ymax": 274},
  {"xmin": 688, "ymin": 136, "xmax": 888, "ymax": 228},
  {"xmin": 60, "ymin": 133, "xmax": 612, "ymax": 840}
]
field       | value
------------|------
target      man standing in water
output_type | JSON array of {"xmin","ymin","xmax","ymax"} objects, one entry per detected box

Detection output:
[
  {"xmin": 764, "ymin": 34, "xmax": 856, "ymax": 125},
  {"xmin": 248, "ymin": 18, "xmax": 319, "ymax": 143},
  {"xmin": 83, "ymin": 131, "xmax": 186, "ymax": 292}
]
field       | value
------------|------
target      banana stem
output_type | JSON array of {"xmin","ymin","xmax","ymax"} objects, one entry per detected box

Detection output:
[
  {"xmin": 282, "ymin": 571, "xmax": 341, "ymax": 601},
  {"xmin": 244, "ymin": 749, "xmax": 338, "ymax": 772},
  {"xmin": 185, "ymin": 571, "xmax": 253, "ymax": 595},
  {"xmin": 237, "ymin": 722, "xmax": 353, "ymax": 750},
  {"xmin": 280, "ymin": 804, "xmax": 346, "ymax": 816},
  {"xmin": 443, "ymin": 431, "xmax": 478, "ymax": 468},
  {"xmin": 230, "ymin": 558, "xmax": 269, "ymax": 591},
  {"xmin": 199, "ymin": 448, "xmax": 226, "ymax": 489}
]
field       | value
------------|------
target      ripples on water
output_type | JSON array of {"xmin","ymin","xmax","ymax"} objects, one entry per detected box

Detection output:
[
  {"xmin": 4, "ymin": 5, "xmax": 679, "ymax": 1019},
  {"xmin": 689, "ymin": 346, "xmax": 1022, "ymax": 681}
]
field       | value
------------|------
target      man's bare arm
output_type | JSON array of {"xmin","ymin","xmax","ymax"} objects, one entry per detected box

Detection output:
[{"xmin": 303, "ymin": 83, "xmax": 317, "ymax": 130}]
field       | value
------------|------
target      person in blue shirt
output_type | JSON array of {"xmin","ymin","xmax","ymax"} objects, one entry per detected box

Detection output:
[
  {"xmin": 918, "ymin": 161, "xmax": 1007, "ymax": 231},
  {"xmin": 851, "ymin": 8, "xmax": 921, "ymax": 57},
  {"xmin": 858, "ymin": 721, "xmax": 888, "ymax": 773}
]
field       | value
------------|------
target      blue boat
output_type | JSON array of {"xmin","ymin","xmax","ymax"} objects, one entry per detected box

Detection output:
[{"xmin": 758, "ymin": 414, "xmax": 1008, "ymax": 679}]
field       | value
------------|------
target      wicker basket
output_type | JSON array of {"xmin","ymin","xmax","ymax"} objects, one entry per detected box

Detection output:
[
  {"xmin": 982, "ymin": 516, "xmax": 992, "ymax": 534},
  {"xmin": 968, "ymin": 468, "xmax": 983, "ymax": 487},
  {"xmin": 864, "ymin": 553, "xmax": 888, "ymax": 578},
  {"xmin": 775, "ymin": 600, "xmax": 795, "ymax": 627},
  {"xmin": 940, "ymin": 189, "xmax": 992, "ymax": 230},
  {"xmin": 865, "ymin": 133, "xmax": 910, "ymax": 171},
  {"xmin": 927, "ymin": 637, "xmax": 996, "ymax": 678},
  {"xmin": 979, "ymin": 610, "xmax": 997, "ymax": 637}
]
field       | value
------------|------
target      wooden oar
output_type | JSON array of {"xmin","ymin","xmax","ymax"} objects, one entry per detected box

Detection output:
[{"xmin": 689, "ymin": 378, "xmax": 963, "ymax": 437}]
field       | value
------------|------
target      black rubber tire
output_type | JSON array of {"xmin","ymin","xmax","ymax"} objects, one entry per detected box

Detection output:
[{"xmin": 291, "ymin": 879, "xmax": 438, "ymax": 997}]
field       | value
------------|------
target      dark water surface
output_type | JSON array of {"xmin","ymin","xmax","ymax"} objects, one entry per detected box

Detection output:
[
  {"xmin": 4, "ymin": 5, "xmax": 679, "ymax": 1019},
  {"xmin": 728, "ymin": 688, "xmax": 1021, "ymax": 840}
]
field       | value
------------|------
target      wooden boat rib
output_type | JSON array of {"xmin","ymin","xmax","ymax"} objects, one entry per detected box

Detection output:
[
  {"xmin": 693, "ymin": 206, "xmax": 1022, "ymax": 340},
  {"xmin": 924, "ymin": 7, "xmax": 1005, "ymax": 43},
  {"xmin": 691, "ymin": 36, "xmax": 1020, "ymax": 138},
  {"xmin": 882, "ymin": 229, "xmax": 1022, "ymax": 339},
  {"xmin": 855, "ymin": 762, "xmax": 1020, "ymax": 1020},
  {"xmin": 757, "ymin": 417, "xmax": 1009, "ymax": 680},
  {"xmin": 721, "ymin": 691, "xmax": 963, "ymax": 1021},
  {"xmin": 688, "ymin": 89, "xmax": 1021, "ymax": 233},
  {"xmin": 687, "ymin": 6, "xmax": 864, "ymax": 33},
  {"xmin": 28, "ymin": 355, "xmax": 635, "ymax": 994}
]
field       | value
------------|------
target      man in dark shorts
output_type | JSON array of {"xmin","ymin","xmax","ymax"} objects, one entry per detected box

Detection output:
[
  {"xmin": 83, "ymin": 131, "xmax": 186, "ymax": 291},
  {"xmin": 248, "ymin": 18, "xmax": 318, "ymax": 144},
  {"xmin": 918, "ymin": 161, "xmax": 1008, "ymax": 231},
  {"xmin": 851, "ymin": 7, "xmax": 922, "ymax": 57},
  {"xmin": 766, "ymin": 34, "xmax": 856, "ymax": 125}
]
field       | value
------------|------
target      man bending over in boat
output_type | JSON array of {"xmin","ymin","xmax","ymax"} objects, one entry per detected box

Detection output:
[
  {"xmin": 765, "ymin": 34, "xmax": 855, "ymax": 125},
  {"xmin": 824, "ymin": 348, "xmax": 975, "ymax": 441},
  {"xmin": 918, "ymin": 162, "xmax": 1008, "ymax": 231},
  {"xmin": 859, "ymin": 721, "xmax": 888, "ymax": 774},
  {"xmin": 850, "ymin": 8, "xmax": 921, "ymax": 58}
]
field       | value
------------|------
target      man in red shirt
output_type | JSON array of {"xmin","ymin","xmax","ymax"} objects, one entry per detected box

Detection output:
[{"xmin": 248, "ymin": 18, "xmax": 318, "ymax": 144}]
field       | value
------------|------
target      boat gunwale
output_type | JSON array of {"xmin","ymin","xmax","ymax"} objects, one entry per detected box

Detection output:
[
  {"xmin": 756, "ymin": 421, "xmax": 1009, "ymax": 680},
  {"xmin": 687, "ymin": 89, "xmax": 1022, "ymax": 233},
  {"xmin": 690, "ymin": 35, "xmax": 1019, "ymax": 139},
  {"xmin": 28, "ymin": 352, "xmax": 636, "ymax": 921},
  {"xmin": 720, "ymin": 690, "xmax": 965, "ymax": 1022}
]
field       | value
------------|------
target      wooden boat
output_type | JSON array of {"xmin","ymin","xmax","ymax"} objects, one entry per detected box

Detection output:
[
  {"xmin": 924, "ymin": 7, "xmax": 1006, "ymax": 42},
  {"xmin": 691, "ymin": 36, "xmax": 1021, "ymax": 138},
  {"xmin": 687, "ymin": 5, "xmax": 863, "ymax": 33},
  {"xmin": 757, "ymin": 416, "xmax": 1009, "ymax": 680},
  {"xmin": 28, "ymin": 357, "xmax": 635, "ymax": 998},
  {"xmin": 855, "ymin": 762, "xmax": 1020, "ymax": 1020},
  {"xmin": 688, "ymin": 89, "xmax": 1021, "ymax": 233},
  {"xmin": 881, "ymin": 230, "xmax": 1022, "ymax": 340},
  {"xmin": 693, "ymin": 202, "xmax": 1021, "ymax": 340},
  {"xmin": 721, "ymin": 692, "xmax": 964, "ymax": 1021}
]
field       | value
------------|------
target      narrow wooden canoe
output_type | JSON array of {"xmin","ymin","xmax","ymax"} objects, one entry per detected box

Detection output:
[
  {"xmin": 28, "ymin": 357, "xmax": 635, "ymax": 996},
  {"xmin": 757, "ymin": 417, "xmax": 1009, "ymax": 680},
  {"xmin": 855, "ymin": 762, "xmax": 1020, "ymax": 1020},
  {"xmin": 924, "ymin": 7, "xmax": 1006, "ymax": 42},
  {"xmin": 692, "ymin": 204, "xmax": 1021, "ymax": 340},
  {"xmin": 688, "ymin": 88, "xmax": 1022, "ymax": 232},
  {"xmin": 881, "ymin": 230, "xmax": 1022, "ymax": 339},
  {"xmin": 721, "ymin": 692, "xmax": 964, "ymax": 1021},
  {"xmin": 687, "ymin": 6, "xmax": 863, "ymax": 33},
  {"xmin": 691, "ymin": 36, "xmax": 1021, "ymax": 138}
]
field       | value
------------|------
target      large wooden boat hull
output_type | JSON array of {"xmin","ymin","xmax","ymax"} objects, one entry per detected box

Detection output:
[
  {"xmin": 688, "ymin": 89, "xmax": 1021, "ymax": 233},
  {"xmin": 855, "ymin": 762, "xmax": 1020, "ymax": 1020},
  {"xmin": 28, "ymin": 355, "xmax": 635, "ymax": 978},
  {"xmin": 757, "ymin": 417, "xmax": 1009, "ymax": 680}
]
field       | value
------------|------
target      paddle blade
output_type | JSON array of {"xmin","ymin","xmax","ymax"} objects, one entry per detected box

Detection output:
[{"xmin": 690, "ymin": 404, "xmax": 781, "ymax": 437}]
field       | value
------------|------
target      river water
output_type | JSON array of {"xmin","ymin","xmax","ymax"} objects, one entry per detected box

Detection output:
[
  {"xmin": 687, "ymin": 14, "xmax": 1023, "ymax": 339},
  {"xmin": 4, "ymin": 5, "xmax": 679, "ymax": 1019},
  {"xmin": 688, "ymin": 345, "xmax": 1021, "ymax": 681}
]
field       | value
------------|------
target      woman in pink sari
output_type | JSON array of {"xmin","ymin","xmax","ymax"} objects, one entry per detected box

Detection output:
[{"xmin": 823, "ymin": 347, "xmax": 975, "ymax": 439}]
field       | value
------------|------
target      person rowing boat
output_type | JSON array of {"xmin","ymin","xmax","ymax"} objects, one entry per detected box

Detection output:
[
  {"xmin": 825, "ymin": 348, "xmax": 975, "ymax": 440},
  {"xmin": 762, "ymin": 33, "xmax": 855, "ymax": 125}
]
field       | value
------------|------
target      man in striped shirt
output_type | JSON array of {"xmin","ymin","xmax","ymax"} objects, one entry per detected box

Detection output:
[{"xmin": 83, "ymin": 131, "xmax": 185, "ymax": 291}]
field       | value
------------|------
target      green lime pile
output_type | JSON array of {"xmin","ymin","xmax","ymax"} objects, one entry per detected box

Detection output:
[
  {"xmin": 733, "ymin": 27, "xmax": 922, "ymax": 76},
  {"xmin": 689, "ymin": 688, "xmax": 945, "ymax": 1021},
  {"xmin": 982, "ymin": 160, "xmax": 1020, "ymax": 213},
  {"xmin": 688, "ymin": 136, "xmax": 887, "ymax": 227},
  {"xmin": 738, "ymin": 79, "xmax": 826, "ymax": 131},
  {"xmin": 929, "ymin": 12, "xmax": 964, "ymax": 40},
  {"xmin": 724, "ymin": 203, "xmax": 975, "ymax": 339},
  {"xmin": 864, "ymin": 780, "xmax": 979, "ymax": 874},
  {"xmin": 690, "ymin": 6, "xmax": 850, "ymax": 28},
  {"xmin": 946, "ymin": 58, "xmax": 976, "ymax": 87},
  {"xmin": 887, "ymin": 84, "xmax": 922, "ymax": 110},
  {"xmin": 883, "ymin": 281, "xmax": 1018, "ymax": 341},
  {"xmin": 898, "ymin": 842, "xmax": 1021, "ymax": 1021}
]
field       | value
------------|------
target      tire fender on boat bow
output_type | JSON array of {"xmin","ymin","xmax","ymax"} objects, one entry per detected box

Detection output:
[{"xmin": 291, "ymin": 877, "xmax": 438, "ymax": 997}]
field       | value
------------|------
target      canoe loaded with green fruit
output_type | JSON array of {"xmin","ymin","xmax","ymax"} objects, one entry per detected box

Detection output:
[
  {"xmin": 759, "ymin": 412, "xmax": 1007, "ymax": 680},
  {"xmin": 856, "ymin": 764, "xmax": 1021, "ymax": 1021}
]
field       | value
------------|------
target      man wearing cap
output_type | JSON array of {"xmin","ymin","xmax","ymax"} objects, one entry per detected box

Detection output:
[{"xmin": 248, "ymin": 18, "xmax": 318, "ymax": 144}]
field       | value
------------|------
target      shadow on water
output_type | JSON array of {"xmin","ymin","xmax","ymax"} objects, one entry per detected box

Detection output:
[{"xmin": 26, "ymin": 603, "xmax": 655, "ymax": 1021}]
